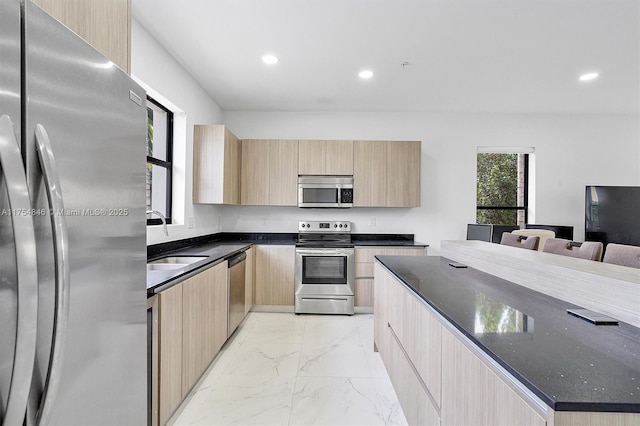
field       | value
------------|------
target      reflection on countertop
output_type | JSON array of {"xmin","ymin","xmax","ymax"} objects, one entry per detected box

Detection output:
[{"xmin": 376, "ymin": 255, "xmax": 640, "ymax": 413}]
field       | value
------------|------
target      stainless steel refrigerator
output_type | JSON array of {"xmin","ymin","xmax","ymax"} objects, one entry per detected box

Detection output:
[{"xmin": 1, "ymin": 1, "xmax": 147, "ymax": 425}]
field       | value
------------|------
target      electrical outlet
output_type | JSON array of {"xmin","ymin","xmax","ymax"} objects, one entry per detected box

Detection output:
[
  {"xmin": 370, "ymin": 217, "xmax": 377, "ymax": 227},
  {"xmin": 262, "ymin": 217, "xmax": 268, "ymax": 226},
  {"xmin": 188, "ymin": 216, "xmax": 195, "ymax": 229}
]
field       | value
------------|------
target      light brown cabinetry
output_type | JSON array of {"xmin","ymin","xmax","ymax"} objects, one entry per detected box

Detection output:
[
  {"xmin": 32, "ymin": 0, "xmax": 131, "ymax": 73},
  {"xmin": 241, "ymin": 139, "xmax": 298, "ymax": 206},
  {"xmin": 374, "ymin": 262, "xmax": 441, "ymax": 425},
  {"xmin": 298, "ymin": 140, "xmax": 353, "ymax": 175},
  {"xmin": 386, "ymin": 141, "xmax": 421, "ymax": 207},
  {"xmin": 158, "ymin": 283, "xmax": 183, "ymax": 426},
  {"xmin": 240, "ymin": 139, "xmax": 269, "ymax": 205},
  {"xmin": 245, "ymin": 246, "xmax": 255, "ymax": 315},
  {"xmin": 354, "ymin": 246, "xmax": 426, "ymax": 308},
  {"xmin": 254, "ymin": 245, "xmax": 295, "ymax": 306},
  {"xmin": 375, "ymin": 262, "xmax": 547, "ymax": 426},
  {"xmin": 156, "ymin": 261, "xmax": 229, "ymax": 425},
  {"xmin": 181, "ymin": 261, "xmax": 228, "ymax": 395},
  {"xmin": 441, "ymin": 329, "xmax": 545, "ymax": 426},
  {"xmin": 193, "ymin": 125, "xmax": 240, "ymax": 204},
  {"xmin": 353, "ymin": 140, "xmax": 421, "ymax": 207},
  {"xmin": 354, "ymin": 140, "xmax": 387, "ymax": 207},
  {"xmin": 270, "ymin": 139, "xmax": 299, "ymax": 205}
]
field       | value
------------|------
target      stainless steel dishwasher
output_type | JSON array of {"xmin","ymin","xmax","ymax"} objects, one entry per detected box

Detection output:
[{"xmin": 227, "ymin": 251, "xmax": 247, "ymax": 337}]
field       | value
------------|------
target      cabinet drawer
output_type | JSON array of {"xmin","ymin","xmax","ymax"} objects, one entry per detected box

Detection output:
[
  {"xmin": 355, "ymin": 278, "xmax": 373, "ymax": 307},
  {"xmin": 355, "ymin": 247, "xmax": 426, "ymax": 263},
  {"xmin": 355, "ymin": 262, "xmax": 374, "ymax": 278},
  {"xmin": 387, "ymin": 324, "xmax": 440, "ymax": 426}
]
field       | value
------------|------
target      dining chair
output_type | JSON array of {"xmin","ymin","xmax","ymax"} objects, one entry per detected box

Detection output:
[
  {"xmin": 499, "ymin": 233, "xmax": 540, "ymax": 250},
  {"xmin": 602, "ymin": 243, "xmax": 640, "ymax": 269},
  {"xmin": 512, "ymin": 229, "xmax": 555, "ymax": 252},
  {"xmin": 542, "ymin": 238, "xmax": 604, "ymax": 261}
]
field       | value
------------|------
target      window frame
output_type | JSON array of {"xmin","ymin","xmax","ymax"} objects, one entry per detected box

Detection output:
[
  {"xmin": 476, "ymin": 153, "xmax": 529, "ymax": 225},
  {"xmin": 146, "ymin": 96, "xmax": 173, "ymax": 226}
]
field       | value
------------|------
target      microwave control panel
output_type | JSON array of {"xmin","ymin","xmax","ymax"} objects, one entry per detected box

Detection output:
[{"xmin": 341, "ymin": 188, "xmax": 353, "ymax": 203}]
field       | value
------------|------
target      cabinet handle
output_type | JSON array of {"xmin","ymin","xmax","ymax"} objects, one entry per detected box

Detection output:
[
  {"xmin": 32, "ymin": 124, "xmax": 70, "ymax": 426},
  {"xmin": 0, "ymin": 115, "xmax": 39, "ymax": 426}
]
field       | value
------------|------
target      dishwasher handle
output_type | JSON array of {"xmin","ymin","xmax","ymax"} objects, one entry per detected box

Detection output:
[{"xmin": 227, "ymin": 251, "xmax": 247, "ymax": 268}]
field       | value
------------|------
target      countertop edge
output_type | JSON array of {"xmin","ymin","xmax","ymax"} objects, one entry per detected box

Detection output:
[
  {"xmin": 375, "ymin": 255, "xmax": 640, "ymax": 414},
  {"xmin": 147, "ymin": 243, "xmax": 253, "ymax": 294}
]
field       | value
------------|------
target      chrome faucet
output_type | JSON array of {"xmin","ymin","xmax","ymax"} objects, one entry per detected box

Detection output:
[{"xmin": 146, "ymin": 210, "xmax": 169, "ymax": 236}]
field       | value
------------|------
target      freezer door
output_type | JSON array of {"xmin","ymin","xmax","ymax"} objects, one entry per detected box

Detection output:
[
  {"xmin": 23, "ymin": 3, "xmax": 147, "ymax": 425},
  {"xmin": 0, "ymin": 0, "xmax": 20, "ymax": 418},
  {"xmin": 1, "ymin": 1, "xmax": 36, "ymax": 425}
]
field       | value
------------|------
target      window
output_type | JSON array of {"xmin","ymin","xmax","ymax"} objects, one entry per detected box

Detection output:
[
  {"xmin": 476, "ymin": 152, "xmax": 529, "ymax": 227},
  {"xmin": 146, "ymin": 96, "xmax": 173, "ymax": 225}
]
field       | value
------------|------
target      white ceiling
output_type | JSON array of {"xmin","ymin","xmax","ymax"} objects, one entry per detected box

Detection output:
[{"xmin": 132, "ymin": 0, "xmax": 639, "ymax": 114}]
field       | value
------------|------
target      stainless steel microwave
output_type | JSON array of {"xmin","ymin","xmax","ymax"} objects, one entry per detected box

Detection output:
[{"xmin": 298, "ymin": 176, "xmax": 354, "ymax": 208}]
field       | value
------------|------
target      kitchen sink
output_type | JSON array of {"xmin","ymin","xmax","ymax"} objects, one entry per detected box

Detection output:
[
  {"xmin": 147, "ymin": 263, "xmax": 189, "ymax": 271},
  {"xmin": 148, "ymin": 256, "xmax": 207, "ymax": 265},
  {"xmin": 147, "ymin": 256, "xmax": 208, "ymax": 272}
]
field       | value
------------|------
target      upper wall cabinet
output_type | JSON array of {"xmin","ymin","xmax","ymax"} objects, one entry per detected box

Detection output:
[
  {"xmin": 354, "ymin": 140, "xmax": 387, "ymax": 207},
  {"xmin": 354, "ymin": 140, "xmax": 421, "ymax": 207},
  {"xmin": 193, "ymin": 125, "xmax": 240, "ymax": 204},
  {"xmin": 32, "ymin": 0, "xmax": 131, "ymax": 73},
  {"xmin": 241, "ymin": 139, "xmax": 298, "ymax": 206},
  {"xmin": 299, "ymin": 140, "xmax": 354, "ymax": 176},
  {"xmin": 386, "ymin": 141, "xmax": 421, "ymax": 207}
]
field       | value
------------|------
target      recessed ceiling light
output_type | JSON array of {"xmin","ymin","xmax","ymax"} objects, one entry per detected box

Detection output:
[
  {"xmin": 579, "ymin": 72, "xmax": 599, "ymax": 82},
  {"xmin": 358, "ymin": 70, "xmax": 374, "ymax": 79},
  {"xmin": 262, "ymin": 54, "xmax": 278, "ymax": 65}
]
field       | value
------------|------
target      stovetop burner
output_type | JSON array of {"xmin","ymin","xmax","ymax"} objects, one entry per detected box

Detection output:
[{"xmin": 297, "ymin": 221, "xmax": 352, "ymax": 248}]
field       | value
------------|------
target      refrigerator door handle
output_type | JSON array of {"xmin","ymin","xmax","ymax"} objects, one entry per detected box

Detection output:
[
  {"xmin": 0, "ymin": 115, "xmax": 39, "ymax": 426},
  {"xmin": 33, "ymin": 124, "xmax": 70, "ymax": 426}
]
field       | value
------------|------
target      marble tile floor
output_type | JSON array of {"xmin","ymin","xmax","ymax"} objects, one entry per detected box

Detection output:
[{"xmin": 169, "ymin": 312, "xmax": 408, "ymax": 426}]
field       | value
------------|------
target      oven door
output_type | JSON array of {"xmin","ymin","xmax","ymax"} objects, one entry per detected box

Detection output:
[{"xmin": 295, "ymin": 248, "xmax": 354, "ymax": 296}]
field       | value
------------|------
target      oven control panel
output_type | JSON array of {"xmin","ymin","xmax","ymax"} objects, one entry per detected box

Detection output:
[{"xmin": 299, "ymin": 221, "xmax": 351, "ymax": 233}]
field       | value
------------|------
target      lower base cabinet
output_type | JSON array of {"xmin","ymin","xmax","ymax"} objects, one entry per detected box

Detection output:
[
  {"xmin": 355, "ymin": 246, "xmax": 426, "ymax": 308},
  {"xmin": 375, "ymin": 261, "xmax": 546, "ymax": 426},
  {"xmin": 157, "ymin": 261, "xmax": 228, "ymax": 425},
  {"xmin": 441, "ymin": 329, "xmax": 545, "ymax": 426},
  {"xmin": 158, "ymin": 283, "xmax": 183, "ymax": 426},
  {"xmin": 254, "ymin": 245, "xmax": 295, "ymax": 306},
  {"xmin": 181, "ymin": 262, "xmax": 228, "ymax": 395},
  {"xmin": 387, "ymin": 327, "xmax": 440, "ymax": 425}
]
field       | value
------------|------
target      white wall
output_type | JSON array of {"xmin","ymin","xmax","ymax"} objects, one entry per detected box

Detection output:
[
  {"xmin": 222, "ymin": 111, "xmax": 639, "ymax": 252},
  {"xmin": 132, "ymin": 21, "xmax": 639, "ymax": 252},
  {"xmin": 131, "ymin": 19, "xmax": 224, "ymax": 245}
]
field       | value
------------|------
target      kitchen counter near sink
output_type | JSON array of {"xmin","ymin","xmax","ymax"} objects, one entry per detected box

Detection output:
[
  {"xmin": 147, "ymin": 243, "xmax": 251, "ymax": 293},
  {"xmin": 147, "ymin": 232, "xmax": 428, "ymax": 294}
]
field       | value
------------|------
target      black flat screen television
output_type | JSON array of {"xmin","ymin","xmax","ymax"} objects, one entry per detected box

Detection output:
[{"xmin": 585, "ymin": 186, "xmax": 640, "ymax": 247}]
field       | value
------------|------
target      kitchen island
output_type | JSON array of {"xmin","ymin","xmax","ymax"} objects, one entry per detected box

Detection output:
[{"xmin": 374, "ymin": 254, "xmax": 640, "ymax": 426}]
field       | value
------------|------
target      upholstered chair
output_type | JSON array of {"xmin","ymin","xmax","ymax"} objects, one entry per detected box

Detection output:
[
  {"xmin": 542, "ymin": 238, "xmax": 604, "ymax": 261},
  {"xmin": 602, "ymin": 243, "xmax": 640, "ymax": 269},
  {"xmin": 512, "ymin": 229, "xmax": 555, "ymax": 252},
  {"xmin": 500, "ymin": 233, "xmax": 540, "ymax": 250}
]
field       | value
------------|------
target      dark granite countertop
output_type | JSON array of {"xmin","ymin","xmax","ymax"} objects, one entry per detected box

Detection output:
[
  {"xmin": 147, "ymin": 232, "xmax": 426, "ymax": 294},
  {"xmin": 147, "ymin": 243, "xmax": 252, "ymax": 293},
  {"xmin": 376, "ymin": 255, "xmax": 640, "ymax": 413},
  {"xmin": 352, "ymin": 234, "xmax": 428, "ymax": 247}
]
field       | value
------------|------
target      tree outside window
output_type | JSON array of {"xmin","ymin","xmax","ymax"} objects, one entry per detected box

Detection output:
[{"xmin": 476, "ymin": 152, "xmax": 528, "ymax": 227}]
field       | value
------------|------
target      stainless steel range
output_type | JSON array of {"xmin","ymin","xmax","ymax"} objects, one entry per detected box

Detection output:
[{"xmin": 295, "ymin": 221, "xmax": 355, "ymax": 315}]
